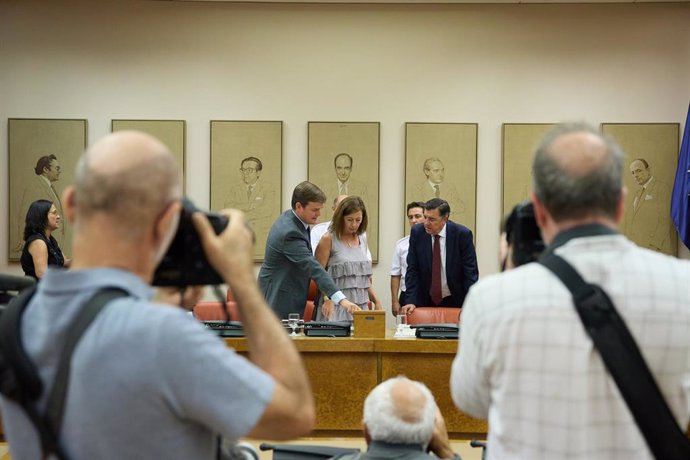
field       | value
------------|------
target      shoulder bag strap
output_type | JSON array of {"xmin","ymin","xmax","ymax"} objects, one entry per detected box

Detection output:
[
  {"xmin": 539, "ymin": 253, "xmax": 690, "ymax": 460},
  {"xmin": 44, "ymin": 288, "xmax": 128, "ymax": 441}
]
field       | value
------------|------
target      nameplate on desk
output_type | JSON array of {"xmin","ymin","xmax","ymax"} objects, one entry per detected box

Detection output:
[
  {"xmin": 203, "ymin": 320, "xmax": 244, "ymax": 337},
  {"xmin": 412, "ymin": 323, "xmax": 459, "ymax": 340},
  {"xmin": 303, "ymin": 321, "xmax": 351, "ymax": 337}
]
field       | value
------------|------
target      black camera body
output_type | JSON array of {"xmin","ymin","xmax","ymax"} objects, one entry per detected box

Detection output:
[
  {"xmin": 507, "ymin": 201, "xmax": 545, "ymax": 267},
  {"xmin": 152, "ymin": 198, "xmax": 228, "ymax": 287}
]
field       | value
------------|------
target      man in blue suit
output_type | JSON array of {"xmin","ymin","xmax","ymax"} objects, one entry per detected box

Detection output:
[
  {"xmin": 403, "ymin": 198, "xmax": 478, "ymax": 314},
  {"xmin": 259, "ymin": 181, "xmax": 360, "ymax": 319}
]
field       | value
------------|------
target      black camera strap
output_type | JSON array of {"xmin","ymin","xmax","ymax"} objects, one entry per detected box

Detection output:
[
  {"xmin": 0, "ymin": 287, "xmax": 127, "ymax": 460},
  {"xmin": 539, "ymin": 252, "xmax": 690, "ymax": 460}
]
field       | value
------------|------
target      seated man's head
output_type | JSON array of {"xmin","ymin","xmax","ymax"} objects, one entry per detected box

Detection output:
[{"xmin": 362, "ymin": 376, "xmax": 436, "ymax": 448}]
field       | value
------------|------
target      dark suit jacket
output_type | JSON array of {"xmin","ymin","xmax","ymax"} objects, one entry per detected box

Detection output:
[
  {"xmin": 258, "ymin": 210, "xmax": 339, "ymax": 319},
  {"xmin": 405, "ymin": 220, "xmax": 478, "ymax": 307}
]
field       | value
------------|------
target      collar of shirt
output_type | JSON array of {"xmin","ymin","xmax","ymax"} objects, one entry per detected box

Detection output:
[
  {"xmin": 291, "ymin": 209, "xmax": 310, "ymax": 231},
  {"xmin": 40, "ymin": 266, "xmax": 154, "ymax": 300},
  {"xmin": 545, "ymin": 223, "xmax": 618, "ymax": 255}
]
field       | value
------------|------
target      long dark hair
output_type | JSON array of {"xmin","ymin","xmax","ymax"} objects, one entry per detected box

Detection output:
[{"xmin": 23, "ymin": 199, "xmax": 52, "ymax": 241}]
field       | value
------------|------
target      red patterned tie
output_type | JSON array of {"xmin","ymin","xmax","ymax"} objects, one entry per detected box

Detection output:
[{"xmin": 431, "ymin": 234, "xmax": 443, "ymax": 305}]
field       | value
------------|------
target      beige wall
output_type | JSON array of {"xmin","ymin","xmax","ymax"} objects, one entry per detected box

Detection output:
[{"xmin": 1, "ymin": 0, "xmax": 689, "ymax": 305}]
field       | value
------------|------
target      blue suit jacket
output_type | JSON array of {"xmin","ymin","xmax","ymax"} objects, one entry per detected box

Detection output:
[
  {"xmin": 258, "ymin": 210, "xmax": 339, "ymax": 319},
  {"xmin": 404, "ymin": 220, "xmax": 479, "ymax": 307}
]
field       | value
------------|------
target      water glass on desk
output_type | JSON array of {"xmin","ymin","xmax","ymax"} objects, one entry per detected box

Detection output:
[
  {"xmin": 395, "ymin": 314, "xmax": 407, "ymax": 328},
  {"xmin": 288, "ymin": 313, "xmax": 300, "ymax": 336}
]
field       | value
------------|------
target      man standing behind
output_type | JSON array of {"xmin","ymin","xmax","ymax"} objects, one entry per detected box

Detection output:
[
  {"xmin": 0, "ymin": 131, "xmax": 315, "ymax": 459},
  {"xmin": 390, "ymin": 201, "xmax": 426, "ymax": 315},
  {"xmin": 259, "ymin": 181, "xmax": 360, "ymax": 319},
  {"xmin": 451, "ymin": 124, "xmax": 690, "ymax": 459},
  {"xmin": 403, "ymin": 198, "xmax": 478, "ymax": 314},
  {"xmin": 310, "ymin": 194, "xmax": 349, "ymax": 254}
]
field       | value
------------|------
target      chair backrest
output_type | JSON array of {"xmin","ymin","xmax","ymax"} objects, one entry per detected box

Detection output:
[
  {"xmin": 406, "ymin": 307, "xmax": 461, "ymax": 325},
  {"xmin": 303, "ymin": 280, "xmax": 318, "ymax": 322},
  {"xmin": 193, "ymin": 301, "xmax": 242, "ymax": 322},
  {"xmin": 227, "ymin": 288, "xmax": 234, "ymax": 302}
]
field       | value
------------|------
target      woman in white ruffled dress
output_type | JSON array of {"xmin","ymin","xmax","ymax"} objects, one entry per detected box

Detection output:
[{"xmin": 314, "ymin": 195, "xmax": 382, "ymax": 321}]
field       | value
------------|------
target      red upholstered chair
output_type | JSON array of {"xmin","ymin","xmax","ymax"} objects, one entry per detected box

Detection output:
[
  {"xmin": 193, "ymin": 301, "xmax": 242, "ymax": 322},
  {"xmin": 406, "ymin": 307, "xmax": 461, "ymax": 325},
  {"xmin": 303, "ymin": 280, "xmax": 318, "ymax": 322}
]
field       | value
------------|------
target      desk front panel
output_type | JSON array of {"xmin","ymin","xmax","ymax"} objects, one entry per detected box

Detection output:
[{"xmin": 225, "ymin": 336, "xmax": 487, "ymax": 437}]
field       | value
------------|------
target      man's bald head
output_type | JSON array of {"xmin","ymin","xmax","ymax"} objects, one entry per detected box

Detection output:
[
  {"xmin": 363, "ymin": 376, "xmax": 436, "ymax": 446},
  {"xmin": 532, "ymin": 123, "xmax": 624, "ymax": 222},
  {"xmin": 73, "ymin": 131, "xmax": 181, "ymax": 238}
]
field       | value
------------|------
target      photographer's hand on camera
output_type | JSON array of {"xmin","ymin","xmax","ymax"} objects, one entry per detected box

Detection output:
[
  {"xmin": 192, "ymin": 209, "xmax": 254, "ymax": 287},
  {"xmin": 192, "ymin": 208, "xmax": 316, "ymax": 438}
]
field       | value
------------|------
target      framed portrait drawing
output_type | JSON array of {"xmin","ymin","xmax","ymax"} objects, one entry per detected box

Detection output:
[
  {"xmin": 405, "ymin": 123, "xmax": 477, "ymax": 236},
  {"xmin": 8, "ymin": 118, "xmax": 88, "ymax": 261},
  {"xmin": 210, "ymin": 120, "xmax": 283, "ymax": 262},
  {"xmin": 602, "ymin": 123, "xmax": 679, "ymax": 256},
  {"xmin": 501, "ymin": 123, "xmax": 555, "ymax": 217},
  {"xmin": 112, "ymin": 119, "xmax": 186, "ymax": 190},
  {"xmin": 308, "ymin": 121, "xmax": 380, "ymax": 262}
]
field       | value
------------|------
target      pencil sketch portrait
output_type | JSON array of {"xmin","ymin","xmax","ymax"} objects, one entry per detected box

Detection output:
[
  {"xmin": 308, "ymin": 122, "xmax": 380, "ymax": 261},
  {"xmin": 210, "ymin": 120, "xmax": 282, "ymax": 261},
  {"xmin": 8, "ymin": 118, "xmax": 87, "ymax": 261},
  {"xmin": 405, "ymin": 123, "xmax": 477, "ymax": 235}
]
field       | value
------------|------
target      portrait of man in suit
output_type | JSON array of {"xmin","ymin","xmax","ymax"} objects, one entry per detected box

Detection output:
[
  {"xmin": 224, "ymin": 156, "xmax": 276, "ymax": 250},
  {"xmin": 414, "ymin": 158, "xmax": 465, "ymax": 216},
  {"xmin": 14, "ymin": 154, "xmax": 65, "ymax": 253},
  {"xmin": 625, "ymin": 158, "xmax": 674, "ymax": 254},
  {"xmin": 403, "ymin": 198, "xmax": 478, "ymax": 314},
  {"xmin": 324, "ymin": 153, "xmax": 369, "ymax": 218}
]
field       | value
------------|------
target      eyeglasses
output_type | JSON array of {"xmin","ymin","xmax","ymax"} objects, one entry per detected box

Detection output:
[{"xmin": 240, "ymin": 168, "xmax": 257, "ymax": 174}]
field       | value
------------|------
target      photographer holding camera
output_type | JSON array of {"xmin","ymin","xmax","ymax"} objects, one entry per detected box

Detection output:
[
  {"xmin": 451, "ymin": 123, "xmax": 690, "ymax": 459},
  {"xmin": 0, "ymin": 131, "xmax": 315, "ymax": 459}
]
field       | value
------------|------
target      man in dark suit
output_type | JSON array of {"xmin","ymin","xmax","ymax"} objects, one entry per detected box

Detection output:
[
  {"xmin": 403, "ymin": 198, "xmax": 478, "ymax": 314},
  {"xmin": 259, "ymin": 181, "xmax": 360, "ymax": 319}
]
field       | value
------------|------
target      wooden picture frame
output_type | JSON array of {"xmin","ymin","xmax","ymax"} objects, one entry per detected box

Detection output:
[
  {"xmin": 210, "ymin": 120, "xmax": 283, "ymax": 262},
  {"xmin": 602, "ymin": 122, "xmax": 680, "ymax": 256},
  {"xmin": 112, "ymin": 119, "xmax": 186, "ymax": 191},
  {"xmin": 8, "ymin": 118, "xmax": 88, "ymax": 261},
  {"xmin": 405, "ymin": 123, "xmax": 477, "ymax": 235},
  {"xmin": 308, "ymin": 121, "xmax": 380, "ymax": 262},
  {"xmin": 501, "ymin": 123, "xmax": 555, "ymax": 217}
]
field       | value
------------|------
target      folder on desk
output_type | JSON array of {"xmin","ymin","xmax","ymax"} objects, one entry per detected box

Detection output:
[
  {"xmin": 303, "ymin": 321, "xmax": 351, "ymax": 337},
  {"xmin": 412, "ymin": 323, "xmax": 459, "ymax": 339},
  {"xmin": 202, "ymin": 320, "xmax": 244, "ymax": 337}
]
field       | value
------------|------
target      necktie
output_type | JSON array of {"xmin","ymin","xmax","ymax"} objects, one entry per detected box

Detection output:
[
  {"xmin": 247, "ymin": 185, "xmax": 253, "ymax": 200},
  {"xmin": 430, "ymin": 234, "xmax": 443, "ymax": 305},
  {"xmin": 339, "ymin": 183, "xmax": 347, "ymax": 195},
  {"xmin": 306, "ymin": 226, "xmax": 312, "ymax": 251},
  {"xmin": 434, "ymin": 185, "xmax": 440, "ymax": 198}
]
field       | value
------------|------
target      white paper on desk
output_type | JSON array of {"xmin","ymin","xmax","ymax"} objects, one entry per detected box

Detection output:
[{"xmin": 394, "ymin": 325, "xmax": 416, "ymax": 338}]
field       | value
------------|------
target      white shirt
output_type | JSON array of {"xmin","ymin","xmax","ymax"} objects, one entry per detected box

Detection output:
[
  {"xmin": 311, "ymin": 221, "xmax": 331, "ymax": 255},
  {"xmin": 390, "ymin": 235, "xmax": 410, "ymax": 292},
  {"xmin": 451, "ymin": 234, "xmax": 690, "ymax": 460}
]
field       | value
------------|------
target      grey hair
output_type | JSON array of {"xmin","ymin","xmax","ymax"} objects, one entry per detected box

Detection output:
[
  {"xmin": 363, "ymin": 376, "xmax": 436, "ymax": 446},
  {"xmin": 532, "ymin": 122, "xmax": 624, "ymax": 222}
]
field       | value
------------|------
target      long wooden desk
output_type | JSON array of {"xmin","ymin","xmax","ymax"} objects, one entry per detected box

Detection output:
[{"xmin": 225, "ymin": 332, "xmax": 487, "ymax": 439}]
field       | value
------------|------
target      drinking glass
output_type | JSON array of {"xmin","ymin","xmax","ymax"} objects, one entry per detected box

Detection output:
[{"xmin": 288, "ymin": 313, "xmax": 300, "ymax": 336}]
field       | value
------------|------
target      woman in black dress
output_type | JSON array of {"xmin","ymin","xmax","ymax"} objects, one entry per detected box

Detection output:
[{"xmin": 21, "ymin": 199, "xmax": 65, "ymax": 280}]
